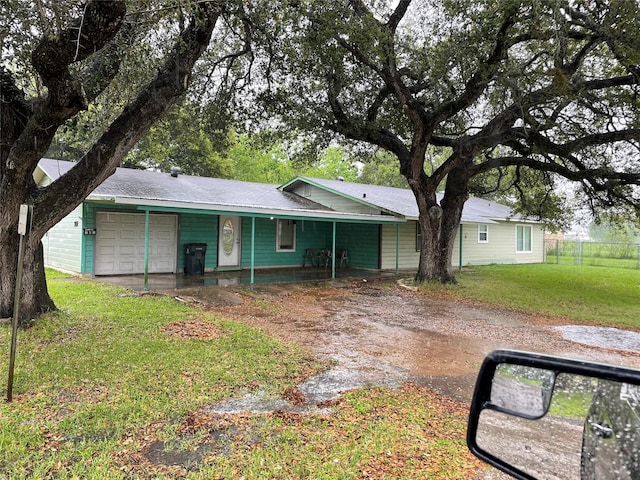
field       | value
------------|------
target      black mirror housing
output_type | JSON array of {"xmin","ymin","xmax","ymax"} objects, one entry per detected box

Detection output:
[{"xmin": 467, "ymin": 350, "xmax": 640, "ymax": 480}]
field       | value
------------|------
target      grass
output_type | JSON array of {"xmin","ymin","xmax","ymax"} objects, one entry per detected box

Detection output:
[
  {"xmin": 426, "ymin": 264, "xmax": 640, "ymax": 329},
  {"xmin": 0, "ymin": 272, "xmax": 479, "ymax": 479},
  {"xmin": 546, "ymin": 254, "xmax": 640, "ymax": 270}
]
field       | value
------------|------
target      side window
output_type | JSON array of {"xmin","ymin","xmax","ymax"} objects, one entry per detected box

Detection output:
[
  {"xmin": 277, "ymin": 219, "xmax": 296, "ymax": 252},
  {"xmin": 478, "ymin": 224, "xmax": 488, "ymax": 243},
  {"xmin": 516, "ymin": 225, "xmax": 532, "ymax": 253}
]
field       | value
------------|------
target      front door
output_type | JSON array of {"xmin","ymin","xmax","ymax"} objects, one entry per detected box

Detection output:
[{"xmin": 218, "ymin": 216, "xmax": 241, "ymax": 268}]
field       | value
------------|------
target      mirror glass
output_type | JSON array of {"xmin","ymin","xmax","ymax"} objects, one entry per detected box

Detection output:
[
  {"xmin": 475, "ymin": 370, "xmax": 640, "ymax": 479},
  {"xmin": 489, "ymin": 363, "xmax": 555, "ymax": 418}
]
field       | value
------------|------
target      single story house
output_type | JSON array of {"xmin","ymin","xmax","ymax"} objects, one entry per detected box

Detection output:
[{"xmin": 37, "ymin": 158, "xmax": 544, "ymax": 281}]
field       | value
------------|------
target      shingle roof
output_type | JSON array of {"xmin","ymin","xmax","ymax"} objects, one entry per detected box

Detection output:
[
  {"xmin": 281, "ymin": 177, "xmax": 520, "ymax": 223},
  {"xmin": 39, "ymin": 158, "xmax": 308, "ymax": 208},
  {"xmin": 38, "ymin": 159, "xmax": 524, "ymax": 224}
]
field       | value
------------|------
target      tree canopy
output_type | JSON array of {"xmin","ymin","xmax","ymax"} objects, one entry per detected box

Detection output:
[
  {"xmin": 248, "ymin": 0, "xmax": 640, "ymax": 281},
  {"xmin": 0, "ymin": 0, "xmax": 250, "ymax": 321}
]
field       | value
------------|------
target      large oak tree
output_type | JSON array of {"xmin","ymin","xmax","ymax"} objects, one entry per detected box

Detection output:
[
  {"xmin": 0, "ymin": 0, "xmax": 242, "ymax": 322},
  {"xmin": 252, "ymin": 0, "xmax": 640, "ymax": 282}
]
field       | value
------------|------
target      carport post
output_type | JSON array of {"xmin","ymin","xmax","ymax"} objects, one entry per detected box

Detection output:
[
  {"xmin": 458, "ymin": 224, "xmax": 463, "ymax": 271},
  {"xmin": 331, "ymin": 221, "xmax": 336, "ymax": 278},
  {"xmin": 250, "ymin": 217, "xmax": 255, "ymax": 284},
  {"xmin": 396, "ymin": 224, "xmax": 400, "ymax": 274},
  {"xmin": 143, "ymin": 210, "xmax": 150, "ymax": 290}
]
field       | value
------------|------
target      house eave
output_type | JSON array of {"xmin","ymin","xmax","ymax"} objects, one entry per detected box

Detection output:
[{"xmin": 85, "ymin": 196, "xmax": 405, "ymax": 224}]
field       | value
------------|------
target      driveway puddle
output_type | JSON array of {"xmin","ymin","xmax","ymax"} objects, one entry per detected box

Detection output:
[
  {"xmin": 203, "ymin": 280, "xmax": 640, "ymax": 416},
  {"xmin": 211, "ymin": 360, "xmax": 416, "ymax": 415},
  {"xmin": 555, "ymin": 325, "xmax": 640, "ymax": 352}
]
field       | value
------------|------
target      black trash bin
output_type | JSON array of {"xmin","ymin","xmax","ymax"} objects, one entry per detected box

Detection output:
[{"xmin": 184, "ymin": 243, "xmax": 207, "ymax": 275}]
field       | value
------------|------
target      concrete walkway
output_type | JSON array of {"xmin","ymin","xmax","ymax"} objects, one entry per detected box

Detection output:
[{"xmin": 94, "ymin": 267, "xmax": 398, "ymax": 291}]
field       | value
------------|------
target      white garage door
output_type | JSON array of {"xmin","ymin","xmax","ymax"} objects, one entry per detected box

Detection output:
[{"xmin": 95, "ymin": 212, "xmax": 178, "ymax": 275}]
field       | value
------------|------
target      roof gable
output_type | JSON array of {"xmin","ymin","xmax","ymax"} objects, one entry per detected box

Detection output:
[{"xmin": 280, "ymin": 176, "xmax": 521, "ymax": 223}]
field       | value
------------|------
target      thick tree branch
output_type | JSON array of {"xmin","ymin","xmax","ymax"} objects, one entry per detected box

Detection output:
[
  {"xmin": 32, "ymin": 2, "xmax": 223, "ymax": 235},
  {"xmin": 434, "ymin": 7, "xmax": 517, "ymax": 122},
  {"xmin": 4, "ymin": 1, "xmax": 127, "ymax": 215},
  {"xmin": 31, "ymin": 0, "xmax": 126, "ymax": 111}
]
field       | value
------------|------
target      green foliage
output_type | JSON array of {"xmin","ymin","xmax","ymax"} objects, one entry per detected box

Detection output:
[
  {"xmin": 248, "ymin": 0, "xmax": 640, "ymax": 248},
  {"xmin": 227, "ymin": 132, "xmax": 295, "ymax": 183},
  {"xmin": 470, "ymin": 166, "xmax": 572, "ymax": 231},
  {"xmin": 124, "ymin": 102, "xmax": 233, "ymax": 178},
  {"xmin": 589, "ymin": 218, "xmax": 640, "ymax": 243},
  {"xmin": 359, "ymin": 150, "xmax": 408, "ymax": 188},
  {"xmin": 228, "ymin": 132, "xmax": 359, "ymax": 184},
  {"xmin": 425, "ymin": 264, "xmax": 640, "ymax": 329}
]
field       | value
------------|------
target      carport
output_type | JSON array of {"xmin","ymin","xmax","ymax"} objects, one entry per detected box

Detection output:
[{"xmin": 130, "ymin": 204, "xmax": 405, "ymax": 290}]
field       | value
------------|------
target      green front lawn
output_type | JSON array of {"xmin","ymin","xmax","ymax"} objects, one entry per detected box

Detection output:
[
  {"xmin": 439, "ymin": 264, "xmax": 640, "ymax": 329},
  {"xmin": 0, "ymin": 273, "xmax": 478, "ymax": 479}
]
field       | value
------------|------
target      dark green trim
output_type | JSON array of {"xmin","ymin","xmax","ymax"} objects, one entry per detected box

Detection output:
[{"xmin": 144, "ymin": 210, "xmax": 150, "ymax": 290}]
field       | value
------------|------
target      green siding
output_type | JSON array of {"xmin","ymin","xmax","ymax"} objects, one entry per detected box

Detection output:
[
  {"xmin": 81, "ymin": 203, "xmax": 98, "ymax": 274},
  {"xmin": 82, "ymin": 202, "xmax": 384, "ymax": 273},
  {"xmin": 336, "ymin": 223, "xmax": 379, "ymax": 269},
  {"xmin": 241, "ymin": 218, "xmax": 334, "ymax": 267},
  {"xmin": 238, "ymin": 219, "xmax": 380, "ymax": 269},
  {"xmin": 180, "ymin": 213, "xmax": 218, "ymax": 271}
]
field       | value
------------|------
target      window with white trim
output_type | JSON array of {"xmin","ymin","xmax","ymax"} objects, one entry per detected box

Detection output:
[
  {"xmin": 478, "ymin": 224, "xmax": 489, "ymax": 243},
  {"xmin": 277, "ymin": 219, "xmax": 296, "ymax": 251},
  {"xmin": 516, "ymin": 225, "xmax": 532, "ymax": 253}
]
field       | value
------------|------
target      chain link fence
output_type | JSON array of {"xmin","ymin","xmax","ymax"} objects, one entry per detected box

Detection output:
[{"xmin": 545, "ymin": 239, "xmax": 640, "ymax": 270}]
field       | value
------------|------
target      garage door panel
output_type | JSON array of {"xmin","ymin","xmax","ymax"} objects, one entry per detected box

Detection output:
[
  {"xmin": 97, "ymin": 245, "xmax": 116, "ymax": 255},
  {"xmin": 117, "ymin": 261, "xmax": 136, "ymax": 273},
  {"xmin": 95, "ymin": 212, "xmax": 177, "ymax": 275},
  {"xmin": 100, "ymin": 229, "xmax": 117, "ymax": 240},
  {"xmin": 119, "ymin": 230, "xmax": 137, "ymax": 240}
]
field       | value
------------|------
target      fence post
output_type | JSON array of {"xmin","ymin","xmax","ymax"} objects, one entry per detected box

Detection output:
[{"xmin": 574, "ymin": 240, "xmax": 579, "ymax": 265}]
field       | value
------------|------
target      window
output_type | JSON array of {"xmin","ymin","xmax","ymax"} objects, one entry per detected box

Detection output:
[
  {"xmin": 416, "ymin": 222, "xmax": 422, "ymax": 251},
  {"xmin": 516, "ymin": 225, "xmax": 532, "ymax": 253},
  {"xmin": 478, "ymin": 224, "xmax": 489, "ymax": 243},
  {"xmin": 277, "ymin": 219, "xmax": 296, "ymax": 251}
]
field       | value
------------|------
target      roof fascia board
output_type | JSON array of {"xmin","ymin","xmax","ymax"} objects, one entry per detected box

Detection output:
[{"xmin": 85, "ymin": 198, "xmax": 405, "ymax": 224}]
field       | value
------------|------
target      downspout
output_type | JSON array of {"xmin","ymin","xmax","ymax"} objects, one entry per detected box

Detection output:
[
  {"xmin": 144, "ymin": 209, "xmax": 150, "ymax": 290},
  {"xmin": 458, "ymin": 223, "xmax": 463, "ymax": 271},
  {"xmin": 250, "ymin": 216, "xmax": 255, "ymax": 284}
]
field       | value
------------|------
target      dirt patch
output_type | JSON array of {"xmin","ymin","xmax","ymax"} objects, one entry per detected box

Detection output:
[
  {"xmin": 160, "ymin": 319, "xmax": 223, "ymax": 340},
  {"xmin": 187, "ymin": 276, "xmax": 640, "ymax": 402}
]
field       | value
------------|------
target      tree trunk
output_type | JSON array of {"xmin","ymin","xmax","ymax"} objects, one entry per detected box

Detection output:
[
  {"xmin": 0, "ymin": 227, "xmax": 55, "ymax": 325},
  {"xmin": 414, "ymin": 165, "xmax": 470, "ymax": 284}
]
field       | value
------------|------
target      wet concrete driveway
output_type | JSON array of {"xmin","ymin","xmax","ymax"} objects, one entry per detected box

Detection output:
[{"xmin": 162, "ymin": 277, "xmax": 640, "ymax": 404}]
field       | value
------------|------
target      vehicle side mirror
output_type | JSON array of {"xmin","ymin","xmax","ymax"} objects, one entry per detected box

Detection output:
[{"xmin": 467, "ymin": 350, "xmax": 640, "ymax": 480}]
